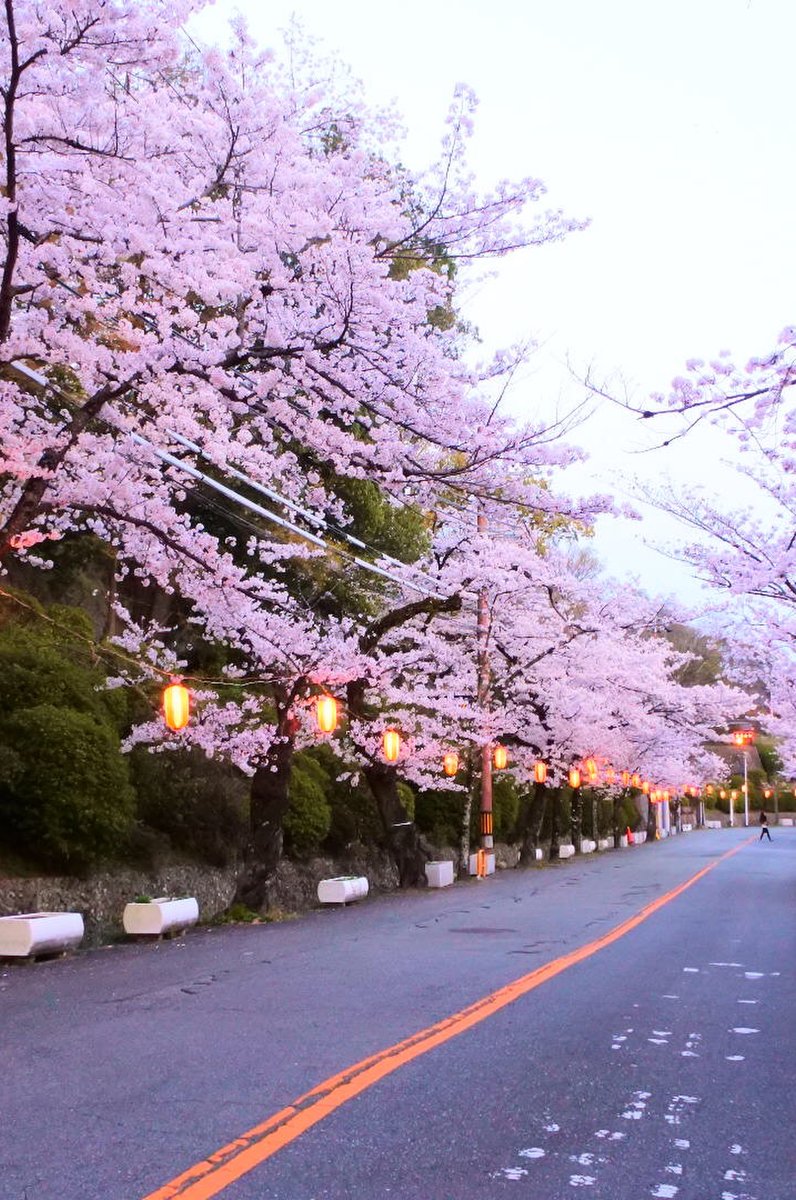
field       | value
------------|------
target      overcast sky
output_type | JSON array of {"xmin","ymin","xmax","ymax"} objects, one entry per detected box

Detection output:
[{"xmin": 192, "ymin": 0, "xmax": 796, "ymax": 609}]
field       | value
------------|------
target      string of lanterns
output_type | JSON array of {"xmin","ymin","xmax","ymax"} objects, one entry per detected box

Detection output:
[{"xmin": 160, "ymin": 684, "xmax": 731, "ymax": 800}]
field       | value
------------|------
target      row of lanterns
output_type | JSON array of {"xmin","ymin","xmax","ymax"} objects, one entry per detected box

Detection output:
[{"xmin": 162, "ymin": 686, "xmax": 703, "ymax": 799}]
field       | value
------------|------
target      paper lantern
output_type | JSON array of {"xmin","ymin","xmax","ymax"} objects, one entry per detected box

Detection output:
[
  {"xmin": 568, "ymin": 766, "xmax": 581, "ymax": 789},
  {"xmin": 443, "ymin": 751, "xmax": 459, "ymax": 777},
  {"xmin": 163, "ymin": 682, "xmax": 190, "ymax": 731},
  {"xmin": 621, "ymin": 770, "xmax": 630, "ymax": 787},
  {"xmin": 493, "ymin": 745, "xmax": 508, "ymax": 770},
  {"xmin": 534, "ymin": 760, "xmax": 547, "ymax": 784},
  {"xmin": 315, "ymin": 695, "xmax": 338, "ymax": 734},
  {"xmin": 585, "ymin": 756, "xmax": 598, "ymax": 781},
  {"xmin": 631, "ymin": 773, "xmax": 641, "ymax": 789},
  {"xmin": 383, "ymin": 729, "xmax": 401, "ymax": 762},
  {"xmin": 605, "ymin": 767, "xmax": 616, "ymax": 785}
]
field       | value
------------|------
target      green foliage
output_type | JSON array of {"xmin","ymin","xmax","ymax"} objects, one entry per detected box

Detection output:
[
  {"xmin": 615, "ymin": 793, "xmax": 642, "ymax": 833},
  {"xmin": 296, "ymin": 743, "xmax": 384, "ymax": 853},
  {"xmin": 0, "ymin": 705, "xmax": 135, "ymax": 871},
  {"xmin": 756, "ymin": 739, "xmax": 783, "ymax": 779},
  {"xmin": 491, "ymin": 774, "xmax": 520, "ymax": 839},
  {"xmin": 220, "ymin": 902, "xmax": 261, "ymax": 923},
  {"xmin": 0, "ymin": 593, "xmax": 135, "ymax": 871},
  {"xmin": 665, "ymin": 623, "xmax": 724, "ymax": 686},
  {"xmin": 128, "ymin": 746, "xmax": 247, "ymax": 867},
  {"xmin": 283, "ymin": 752, "xmax": 333, "ymax": 858},
  {"xmin": 414, "ymin": 785, "xmax": 464, "ymax": 848},
  {"xmin": 396, "ymin": 780, "xmax": 415, "ymax": 820}
]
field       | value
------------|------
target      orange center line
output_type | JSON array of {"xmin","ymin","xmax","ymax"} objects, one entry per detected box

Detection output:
[{"xmin": 142, "ymin": 838, "xmax": 751, "ymax": 1200}]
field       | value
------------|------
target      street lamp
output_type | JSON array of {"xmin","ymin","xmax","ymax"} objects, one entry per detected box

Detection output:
[{"xmin": 731, "ymin": 728, "xmax": 755, "ymax": 827}]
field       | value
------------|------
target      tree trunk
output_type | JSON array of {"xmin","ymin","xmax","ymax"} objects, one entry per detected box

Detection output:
[
  {"xmin": 645, "ymin": 797, "xmax": 657, "ymax": 843},
  {"xmin": 517, "ymin": 781, "xmax": 547, "ymax": 865},
  {"xmin": 363, "ymin": 761, "xmax": 432, "ymax": 888},
  {"xmin": 613, "ymin": 791, "xmax": 625, "ymax": 848},
  {"xmin": 570, "ymin": 786, "xmax": 583, "ymax": 853},
  {"xmin": 233, "ymin": 712, "xmax": 298, "ymax": 911},
  {"xmin": 549, "ymin": 790, "xmax": 561, "ymax": 860},
  {"xmin": 458, "ymin": 750, "xmax": 476, "ymax": 878}
]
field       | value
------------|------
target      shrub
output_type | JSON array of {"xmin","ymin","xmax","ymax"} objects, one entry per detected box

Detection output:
[
  {"xmin": 414, "ymin": 786, "xmax": 464, "ymax": 848},
  {"xmin": 283, "ymin": 754, "xmax": 332, "ymax": 858},
  {"xmin": 128, "ymin": 746, "xmax": 247, "ymax": 867},
  {"xmin": 0, "ymin": 704, "xmax": 135, "ymax": 871}
]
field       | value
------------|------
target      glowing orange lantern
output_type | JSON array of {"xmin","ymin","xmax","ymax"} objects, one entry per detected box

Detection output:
[
  {"xmin": 163, "ymin": 682, "xmax": 190, "ymax": 731},
  {"xmin": 763, "ymin": 788, "xmax": 773, "ymax": 800},
  {"xmin": 605, "ymin": 767, "xmax": 616, "ymax": 785},
  {"xmin": 662, "ymin": 790, "xmax": 670, "ymax": 802},
  {"xmin": 706, "ymin": 784, "xmax": 714, "ymax": 796},
  {"xmin": 443, "ymin": 751, "xmax": 459, "ymax": 777},
  {"xmin": 631, "ymin": 773, "xmax": 641, "ymax": 789},
  {"xmin": 568, "ymin": 766, "xmax": 581, "ymax": 789},
  {"xmin": 315, "ymin": 695, "xmax": 338, "ymax": 734},
  {"xmin": 493, "ymin": 745, "xmax": 508, "ymax": 770},
  {"xmin": 585, "ymin": 756, "xmax": 598, "ymax": 781},
  {"xmin": 719, "ymin": 789, "xmax": 727, "ymax": 800},
  {"xmin": 383, "ymin": 729, "xmax": 401, "ymax": 762},
  {"xmin": 641, "ymin": 780, "xmax": 650, "ymax": 795},
  {"xmin": 621, "ymin": 770, "xmax": 630, "ymax": 787},
  {"xmin": 534, "ymin": 760, "xmax": 548, "ymax": 784}
]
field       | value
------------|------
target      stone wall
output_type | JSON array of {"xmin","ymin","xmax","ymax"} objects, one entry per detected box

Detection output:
[
  {"xmin": 0, "ymin": 864, "xmax": 238, "ymax": 945},
  {"xmin": 0, "ymin": 846, "xmax": 402, "ymax": 945},
  {"xmin": 0, "ymin": 843, "xmax": 529, "ymax": 946}
]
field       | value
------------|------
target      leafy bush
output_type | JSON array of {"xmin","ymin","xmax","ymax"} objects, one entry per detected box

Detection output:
[
  {"xmin": 415, "ymin": 785, "xmax": 464, "ymax": 848},
  {"xmin": 283, "ymin": 753, "xmax": 332, "ymax": 858},
  {"xmin": 296, "ymin": 744, "xmax": 383, "ymax": 854},
  {"xmin": 0, "ymin": 595, "xmax": 135, "ymax": 871},
  {"xmin": 128, "ymin": 745, "xmax": 247, "ymax": 867},
  {"xmin": 492, "ymin": 775, "xmax": 520, "ymax": 839},
  {"xmin": 0, "ymin": 704, "xmax": 135, "ymax": 871}
]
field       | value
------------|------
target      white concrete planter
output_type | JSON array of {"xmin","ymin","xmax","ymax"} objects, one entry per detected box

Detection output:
[
  {"xmin": 425, "ymin": 860, "xmax": 455, "ymax": 888},
  {"xmin": 705, "ymin": 820, "xmax": 722, "ymax": 829},
  {"xmin": 468, "ymin": 851, "xmax": 496, "ymax": 875},
  {"xmin": 317, "ymin": 876, "xmax": 369, "ymax": 905},
  {"xmin": 780, "ymin": 818, "xmax": 794, "ymax": 826},
  {"xmin": 598, "ymin": 838, "xmax": 612, "ymax": 851},
  {"xmin": 635, "ymin": 830, "xmax": 647, "ymax": 844},
  {"xmin": 682, "ymin": 823, "xmax": 693, "ymax": 832},
  {"xmin": 558, "ymin": 844, "xmax": 575, "ymax": 859},
  {"xmin": 619, "ymin": 835, "xmax": 628, "ymax": 848},
  {"xmin": 123, "ymin": 897, "xmax": 199, "ymax": 936},
  {"xmin": 580, "ymin": 839, "xmax": 596, "ymax": 853},
  {"xmin": 0, "ymin": 911, "xmax": 84, "ymax": 958}
]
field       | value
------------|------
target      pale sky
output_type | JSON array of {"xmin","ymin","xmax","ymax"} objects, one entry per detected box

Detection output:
[{"xmin": 192, "ymin": 0, "xmax": 796, "ymax": 609}]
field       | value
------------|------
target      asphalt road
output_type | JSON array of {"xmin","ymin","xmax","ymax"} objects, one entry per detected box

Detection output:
[{"xmin": 1, "ymin": 829, "xmax": 794, "ymax": 1200}]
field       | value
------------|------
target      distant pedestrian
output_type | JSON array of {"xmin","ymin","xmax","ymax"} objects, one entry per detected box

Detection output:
[{"xmin": 759, "ymin": 811, "xmax": 772, "ymax": 841}]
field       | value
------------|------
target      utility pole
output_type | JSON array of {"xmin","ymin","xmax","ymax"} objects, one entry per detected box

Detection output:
[{"xmin": 477, "ymin": 509, "xmax": 493, "ymax": 863}]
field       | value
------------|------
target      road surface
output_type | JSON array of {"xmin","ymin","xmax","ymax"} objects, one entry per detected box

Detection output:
[{"xmin": 1, "ymin": 829, "xmax": 793, "ymax": 1199}]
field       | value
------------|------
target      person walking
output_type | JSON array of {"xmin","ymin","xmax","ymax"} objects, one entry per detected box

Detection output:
[{"xmin": 759, "ymin": 811, "xmax": 772, "ymax": 841}]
